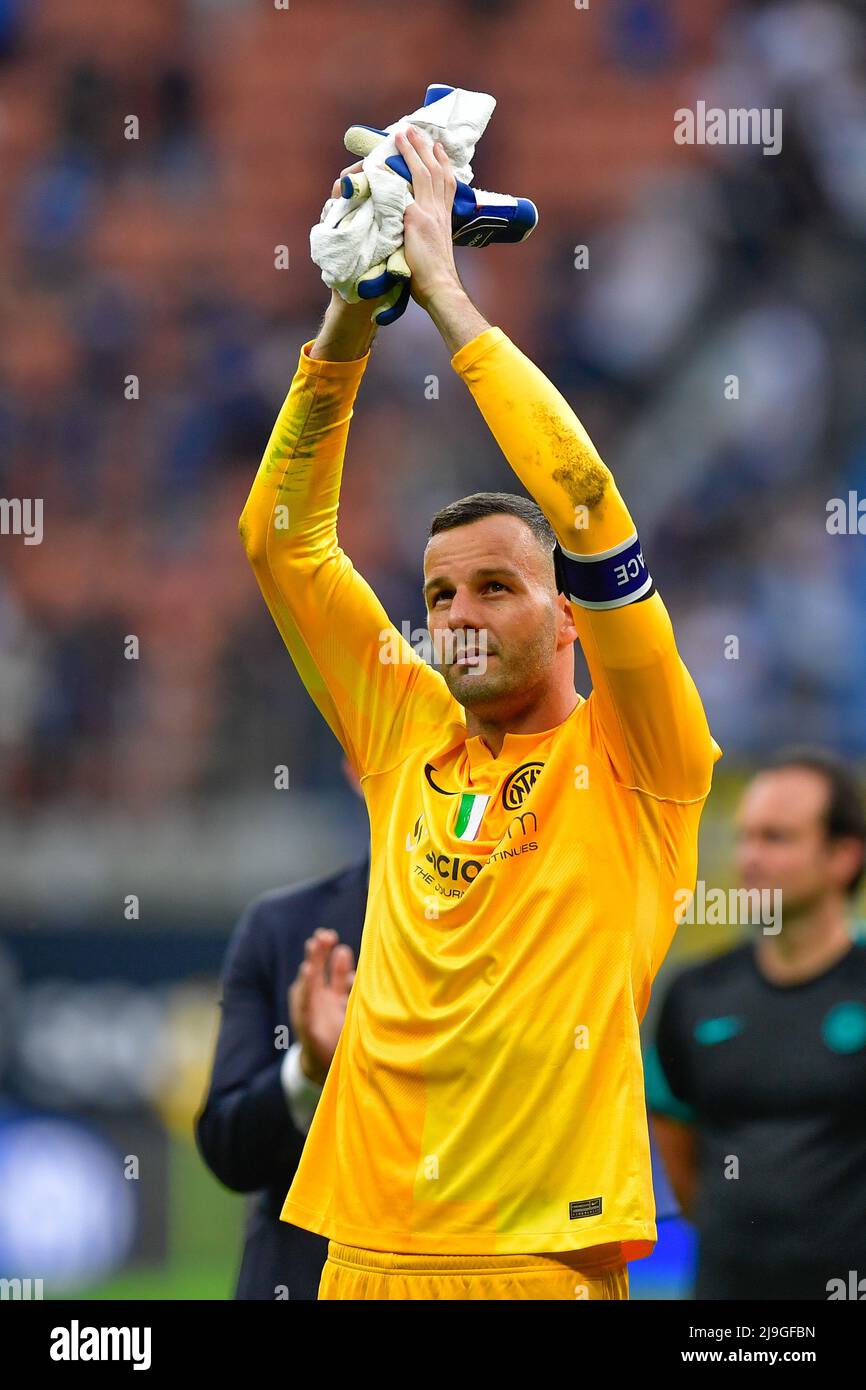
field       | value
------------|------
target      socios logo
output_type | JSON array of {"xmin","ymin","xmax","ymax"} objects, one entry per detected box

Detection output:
[
  {"xmin": 693, "ymin": 1015, "xmax": 744, "ymax": 1046},
  {"xmin": 822, "ymin": 1002, "xmax": 866, "ymax": 1055},
  {"xmin": 424, "ymin": 850, "xmax": 483, "ymax": 885},
  {"xmin": 501, "ymin": 762, "xmax": 545, "ymax": 811}
]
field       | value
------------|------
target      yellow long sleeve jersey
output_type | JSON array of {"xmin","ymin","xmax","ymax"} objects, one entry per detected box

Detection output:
[{"xmin": 239, "ymin": 325, "xmax": 720, "ymax": 1257}]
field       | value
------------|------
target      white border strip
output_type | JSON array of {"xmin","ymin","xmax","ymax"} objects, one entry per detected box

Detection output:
[{"xmin": 558, "ymin": 531, "xmax": 639, "ymax": 563}]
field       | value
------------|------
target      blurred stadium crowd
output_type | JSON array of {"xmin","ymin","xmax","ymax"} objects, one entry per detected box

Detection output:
[
  {"xmin": 1, "ymin": 0, "xmax": 865, "ymax": 915},
  {"xmin": 1, "ymin": 0, "xmax": 865, "ymax": 1303}
]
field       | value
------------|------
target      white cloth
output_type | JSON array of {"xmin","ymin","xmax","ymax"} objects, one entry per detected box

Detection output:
[
  {"xmin": 281, "ymin": 1041, "xmax": 323, "ymax": 1135},
  {"xmin": 310, "ymin": 87, "xmax": 496, "ymax": 302}
]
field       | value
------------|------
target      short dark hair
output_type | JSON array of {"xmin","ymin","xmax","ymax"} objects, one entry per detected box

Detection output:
[
  {"xmin": 757, "ymin": 747, "xmax": 866, "ymax": 897},
  {"xmin": 428, "ymin": 492, "xmax": 556, "ymax": 566}
]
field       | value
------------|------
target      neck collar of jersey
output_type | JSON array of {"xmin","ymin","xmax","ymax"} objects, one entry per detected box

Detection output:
[{"xmin": 463, "ymin": 695, "xmax": 583, "ymax": 772}]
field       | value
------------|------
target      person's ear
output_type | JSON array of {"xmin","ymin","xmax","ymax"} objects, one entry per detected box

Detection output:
[
  {"xmin": 830, "ymin": 836, "xmax": 865, "ymax": 897},
  {"xmin": 556, "ymin": 591, "xmax": 578, "ymax": 646}
]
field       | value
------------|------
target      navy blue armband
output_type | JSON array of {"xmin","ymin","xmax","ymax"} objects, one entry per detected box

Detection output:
[{"xmin": 553, "ymin": 532, "xmax": 653, "ymax": 610}]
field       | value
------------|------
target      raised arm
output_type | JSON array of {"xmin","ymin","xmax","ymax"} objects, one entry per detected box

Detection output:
[
  {"xmin": 395, "ymin": 126, "xmax": 719, "ymax": 800},
  {"xmin": 239, "ymin": 286, "xmax": 457, "ymax": 780},
  {"xmin": 447, "ymin": 324, "xmax": 719, "ymax": 799}
]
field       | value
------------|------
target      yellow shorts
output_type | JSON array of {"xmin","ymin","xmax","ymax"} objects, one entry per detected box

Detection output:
[{"xmin": 318, "ymin": 1241, "xmax": 629, "ymax": 1301}]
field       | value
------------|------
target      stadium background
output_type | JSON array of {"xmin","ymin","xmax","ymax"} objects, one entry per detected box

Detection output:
[{"xmin": 0, "ymin": 0, "xmax": 864, "ymax": 1298}]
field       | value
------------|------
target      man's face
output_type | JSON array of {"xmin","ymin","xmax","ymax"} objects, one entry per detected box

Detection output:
[
  {"xmin": 422, "ymin": 514, "xmax": 574, "ymax": 712},
  {"xmin": 735, "ymin": 768, "xmax": 849, "ymax": 915}
]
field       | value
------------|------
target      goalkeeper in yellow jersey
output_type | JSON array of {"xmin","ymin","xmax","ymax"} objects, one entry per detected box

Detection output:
[{"xmin": 239, "ymin": 126, "xmax": 721, "ymax": 1301}]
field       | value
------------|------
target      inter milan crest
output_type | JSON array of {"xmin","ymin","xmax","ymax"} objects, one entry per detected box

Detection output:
[{"xmin": 501, "ymin": 762, "xmax": 545, "ymax": 811}]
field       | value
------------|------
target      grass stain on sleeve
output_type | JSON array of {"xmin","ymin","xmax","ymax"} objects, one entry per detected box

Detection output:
[{"xmin": 530, "ymin": 401, "xmax": 609, "ymax": 511}]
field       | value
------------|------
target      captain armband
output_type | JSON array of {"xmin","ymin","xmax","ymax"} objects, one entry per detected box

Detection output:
[{"xmin": 552, "ymin": 532, "xmax": 654, "ymax": 610}]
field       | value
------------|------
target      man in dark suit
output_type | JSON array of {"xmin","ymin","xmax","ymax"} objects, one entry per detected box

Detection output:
[{"xmin": 196, "ymin": 760, "xmax": 368, "ymax": 1300}]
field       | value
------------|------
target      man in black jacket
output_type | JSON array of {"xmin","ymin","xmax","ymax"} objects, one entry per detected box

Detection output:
[{"xmin": 196, "ymin": 765, "xmax": 368, "ymax": 1300}]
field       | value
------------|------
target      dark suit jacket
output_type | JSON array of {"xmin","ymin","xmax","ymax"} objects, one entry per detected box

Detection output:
[{"xmin": 195, "ymin": 856, "xmax": 369, "ymax": 1300}]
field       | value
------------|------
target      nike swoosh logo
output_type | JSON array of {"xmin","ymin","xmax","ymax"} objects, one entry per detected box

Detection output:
[{"xmin": 425, "ymin": 763, "xmax": 456, "ymax": 795}]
